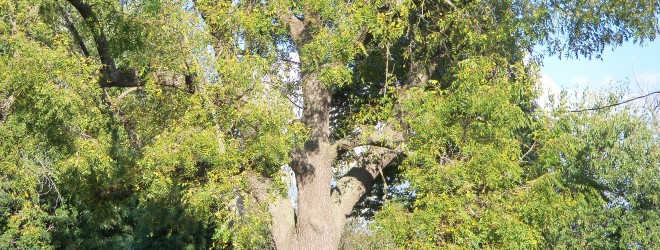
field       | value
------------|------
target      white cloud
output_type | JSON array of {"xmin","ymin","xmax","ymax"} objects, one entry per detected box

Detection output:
[
  {"xmin": 628, "ymin": 72, "xmax": 660, "ymax": 105},
  {"xmin": 600, "ymin": 74, "xmax": 616, "ymax": 85},
  {"xmin": 633, "ymin": 71, "xmax": 660, "ymax": 86},
  {"xmin": 570, "ymin": 75, "xmax": 592, "ymax": 87},
  {"xmin": 538, "ymin": 74, "xmax": 562, "ymax": 109}
]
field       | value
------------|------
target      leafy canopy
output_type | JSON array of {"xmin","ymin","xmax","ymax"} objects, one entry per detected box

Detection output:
[{"xmin": 1, "ymin": 0, "xmax": 659, "ymax": 249}]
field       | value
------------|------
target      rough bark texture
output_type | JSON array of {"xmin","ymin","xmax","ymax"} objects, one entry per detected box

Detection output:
[
  {"xmin": 266, "ymin": 69, "xmax": 405, "ymax": 249},
  {"xmin": 289, "ymin": 71, "xmax": 337, "ymax": 249},
  {"xmin": 246, "ymin": 172, "xmax": 296, "ymax": 249}
]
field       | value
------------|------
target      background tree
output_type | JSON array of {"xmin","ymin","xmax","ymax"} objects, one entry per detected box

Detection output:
[{"xmin": 1, "ymin": 0, "xmax": 659, "ymax": 249}]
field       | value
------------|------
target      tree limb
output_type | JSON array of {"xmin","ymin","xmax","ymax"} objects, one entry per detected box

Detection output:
[
  {"xmin": 66, "ymin": 0, "xmax": 118, "ymax": 86},
  {"xmin": 60, "ymin": 1, "xmax": 144, "ymax": 150},
  {"xmin": 332, "ymin": 123, "xmax": 405, "ymax": 156},
  {"xmin": 331, "ymin": 146, "xmax": 399, "ymax": 220},
  {"xmin": 330, "ymin": 124, "xmax": 406, "ymax": 216},
  {"xmin": 443, "ymin": 0, "xmax": 456, "ymax": 8},
  {"xmin": 58, "ymin": 2, "xmax": 90, "ymax": 57},
  {"xmin": 113, "ymin": 87, "xmax": 139, "ymax": 105},
  {"xmin": 402, "ymin": 59, "xmax": 439, "ymax": 89},
  {"xmin": 289, "ymin": 13, "xmax": 306, "ymax": 47}
]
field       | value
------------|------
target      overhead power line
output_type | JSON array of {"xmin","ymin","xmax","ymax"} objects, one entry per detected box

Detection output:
[{"xmin": 568, "ymin": 91, "xmax": 660, "ymax": 113}]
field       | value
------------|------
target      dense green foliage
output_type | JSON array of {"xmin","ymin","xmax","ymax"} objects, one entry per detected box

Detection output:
[
  {"xmin": 357, "ymin": 87, "xmax": 660, "ymax": 249},
  {"xmin": 1, "ymin": 0, "xmax": 659, "ymax": 249}
]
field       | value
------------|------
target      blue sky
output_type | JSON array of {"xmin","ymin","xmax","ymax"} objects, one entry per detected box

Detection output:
[{"xmin": 538, "ymin": 39, "xmax": 660, "ymax": 104}]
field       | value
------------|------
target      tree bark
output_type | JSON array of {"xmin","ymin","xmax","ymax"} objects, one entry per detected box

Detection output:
[
  {"xmin": 267, "ymin": 69, "xmax": 404, "ymax": 249},
  {"xmin": 288, "ymin": 70, "xmax": 339, "ymax": 249}
]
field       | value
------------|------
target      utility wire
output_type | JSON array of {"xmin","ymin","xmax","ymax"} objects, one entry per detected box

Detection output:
[{"xmin": 568, "ymin": 91, "xmax": 660, "ymax": 113}]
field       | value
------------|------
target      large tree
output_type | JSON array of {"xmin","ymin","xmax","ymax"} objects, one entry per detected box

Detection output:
[{"xmin": 1, "ymin": 0, "xmax": 659, "ymax": 249}]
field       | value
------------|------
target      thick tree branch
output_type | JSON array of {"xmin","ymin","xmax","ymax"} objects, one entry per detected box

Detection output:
[
  {"xmin": 300, "ymin": 71, "xmax": 331, "ymax": 142},
  {"xmin": 66, "ymin": 0, "xmax": 117, "ymax": 86},
  {"xmin": 331, "ymin": 146, "xmax": 399, "ymax": 220},
  {"xmin": 332, "ymin": 122, "xmax": 405, "ymax": 156},
  {"xmin": 60, "ymin": 1, "xmax": 144, "ymax": 150},
  {"xmin": 443, "ymin": 0, "xmax": 456, "ymax": 8},
  {"xmin": 330, "ymin": 126, "xmax": 405, "ymax": 218},
  {"xmin": 58, "ymin": 3, "xmax": 90, "ymax": 57},
  {"xmin": 289, "ymin": 14, "xmax": 306, "ymax": 46},
  {"xmin": 113, "ymin": 87, "xmax": 139, "ymax": 105},
  {"xmin": 152, "ymin": 69, "xmax": 197, "ymax": 93},
  {"xmin": 403, "ymin": 60, "xmax": 439, "ymax": 89}
]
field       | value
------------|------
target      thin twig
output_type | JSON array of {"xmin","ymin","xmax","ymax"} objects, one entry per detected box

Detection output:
[
  {"xmin": 379, "ymin": 166, "xmax": 388, "ymax": 200},
  {"xmin": 443, "ymin": 0, "xmax": 456, "ymax": 8},
  {"xmin": 384, "ymin": 44, "xmax": 390, "ymax": 97},
  {"xmin": 518, "ymin": 141, "xmax": 536, "ymax": 163},
  {"xmin": 114, "ymin": 87, "xmax": 139, "ymax": 105}
]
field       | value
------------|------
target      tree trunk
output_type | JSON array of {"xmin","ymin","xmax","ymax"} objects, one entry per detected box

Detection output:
[
  {"xmin": 266, "ymin": 69, "xmax": 400, "ymax": 249},
  {"xmin": 292, "ymin": 143, "xmax": 343, "ymax": 249},
  {"xmin": 288, "ymin": 71, "xmax": 342, "ymax": 249},
  {"xmin": 262, "ymin": 69, "xmax": 341, "ymax": 249},
  {"xmin": 263, "ymin": 13, "xmax": 407, "ymax": 250}
]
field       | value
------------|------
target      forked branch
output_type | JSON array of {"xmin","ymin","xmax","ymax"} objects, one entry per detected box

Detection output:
[
  {"xmin": 331, "ymin": 146, "xmax": 400, "ymax": 220},
  {"xmin": 65, "ymin": 0, "xmax": 196, "ymax": 91}
]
